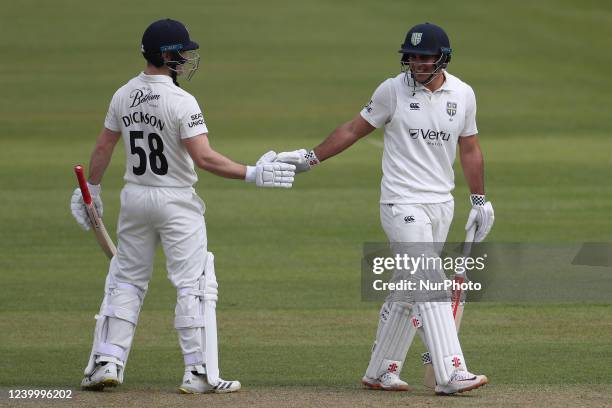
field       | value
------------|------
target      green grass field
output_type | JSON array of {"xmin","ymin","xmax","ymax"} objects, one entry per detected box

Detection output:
[{"xmin": 1, "ymin": 1, "xmax": 611, "ymax": 407}]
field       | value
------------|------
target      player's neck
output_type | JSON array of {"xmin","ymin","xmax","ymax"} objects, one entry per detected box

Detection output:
[
  {"xmin": 424, "ymin": 72, "xmax": 445, "ymax": 92},
  {"xmin": 144, "ymin": 64, "xmax": 172, "ymax": 77}
]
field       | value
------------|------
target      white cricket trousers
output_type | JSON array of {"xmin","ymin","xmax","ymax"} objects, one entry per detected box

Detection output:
[
  {"xmin": 380, "ymin": 201, "xmax": 454, "ymax": 304},
  {"xmin": 103, "ymin": 183, "xmax": 207, "ymax": 353},
  {"xmin": 380, "ymin": 201, "xmax": 454, "ymax": 244}
]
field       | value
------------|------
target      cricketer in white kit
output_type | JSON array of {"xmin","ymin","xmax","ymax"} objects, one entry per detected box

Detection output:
[
  {"xmin": 274, "ymin": 23, "xmax": 494, "ymax": 394},
  {"xmin": 70, "ymin": 19, "xmax": 295, "ymax": 394}
]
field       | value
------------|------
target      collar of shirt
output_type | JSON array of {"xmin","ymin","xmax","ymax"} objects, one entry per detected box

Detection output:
[
  {"xmin": 138, "ymin": 72, "xmax": 173, "ymax": 83},
  {"xmin": 411, "ymin": 71, "xmax": 459, "ymax": 94}
]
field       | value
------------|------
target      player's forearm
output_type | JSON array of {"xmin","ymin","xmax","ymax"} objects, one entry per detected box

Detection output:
[
  {"xmin": 313, "ymin": 121, "xmax": 362, "ymax": 162},
  {"xmin": 197, "ymin": 150, "xmax": 246, "ymax": 179},
  {"xmin": 88, "ymin": 144, "xmax": 115, "ymax": 185},
  {"xmin": 460, "ymin": 145, "xmax": 485, "ymax": 195},
  {"xmin": 88, "ymin": 128, "xmax": 121, "ymax": 185}
]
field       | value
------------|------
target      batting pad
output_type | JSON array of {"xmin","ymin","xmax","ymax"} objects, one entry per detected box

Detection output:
[
  {"xmin": 174, "ymin": 251, "xmax": 220, "ymax": 386},
  {"xmin": 417, "ymin": 302, "xmax": 467, "ymax": 385},
  {"xmin": 84, "ymin": 270, "xmax": 146, "ymax": 382},
  {"xmin": 365, "ymin": 301, "xmax": 417, "ymax": 379}
]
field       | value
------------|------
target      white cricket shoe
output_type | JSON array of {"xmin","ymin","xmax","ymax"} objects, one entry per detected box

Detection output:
[
  {"xmin": 81, "ymin": 362, "xmax": 120, "ymax": 391},
  {"xmin": 435, "ymin": 370, "xmax": 488, "ymax": 395},
  {"xmin": 178, "ymin": 370, "xmax": 241, "ymax": 394},
  {"xmin": 362, "ymin": 372, "xmax": 410, "ymax": 391}
]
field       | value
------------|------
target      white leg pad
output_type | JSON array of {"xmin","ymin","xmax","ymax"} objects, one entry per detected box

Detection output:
[
  {"xmin": 84, "ymin": 272, "xmax": 145, "ymax": 382},
  {"xmin": 417, "ymin": 302, "xmax": 467, "ymax": 385},
  {"xmin": 365, "ymin": 301, "xmax": 417, "ymax": 379},
  {"xmin": 175, "ymin": 252, "xmax": 220, "ymax": 386}
]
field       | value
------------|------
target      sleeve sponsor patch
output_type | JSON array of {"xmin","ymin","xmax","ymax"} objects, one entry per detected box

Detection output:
[{"xmin": 187, "ymin": 112, "xmax": 205, "ymax": 128}]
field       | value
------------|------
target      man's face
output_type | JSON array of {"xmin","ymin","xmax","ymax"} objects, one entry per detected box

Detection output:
[{"xmin": 407, "ymin": 54, "xmax": 439, "ymax": 83}]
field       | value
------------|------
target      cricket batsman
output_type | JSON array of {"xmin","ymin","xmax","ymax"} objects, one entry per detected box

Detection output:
[
  {"xmin": 274, "ymin": 22, "xmax": 494, "ymax": 394},
  {"xmin": 70, "ymin": 19, "xmax": 295, "ymax": 393}
]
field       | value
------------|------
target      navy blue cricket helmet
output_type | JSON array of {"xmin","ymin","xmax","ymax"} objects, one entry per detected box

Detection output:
[
  {"xmin": 141, "ymin": 19, "xmax": 201, "ymax": 84},
  {"xmin": 141, "ymin": 19, "xmax": 199, "ymax": 67},
  {"xmin": 399, "ymin": 22, "xmax": 452, "ymax": 62}
]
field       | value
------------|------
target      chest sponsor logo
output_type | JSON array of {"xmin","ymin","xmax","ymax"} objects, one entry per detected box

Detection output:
[
  {"xmin": 129, "ymin": 88, "xmax": 161, "ymax": 108},
  {"xmin": 409, "ymin": 102, "xmax": 420, "ymax": 110},
  {"xmin": 409, "ymin": 128, "xmax": 451, "ymax": 142},
  {"xmin": 446, "ymin": 101, "xmax": 457, "ymax": 117}
]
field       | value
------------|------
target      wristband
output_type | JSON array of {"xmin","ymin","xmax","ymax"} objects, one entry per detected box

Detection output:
[
  {"xmin": 470, "ymin": 194, "xmax": 485, "ymax": 206},
  {"xmin": 245, "ymin": 166, "xmax": 257, "ymax": 183},
  {"xmin": 304, "ymin": 150, "xmax": 320, "ymax": 168}
]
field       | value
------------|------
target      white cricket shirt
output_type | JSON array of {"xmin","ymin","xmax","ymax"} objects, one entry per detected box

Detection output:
[
  {"xmin": 104, "ymin": 72, "xmax": 208, "ymax": 187},
  {"xmin": 360, "ymin": 72, "xmax": 478, "ymax": 204}
]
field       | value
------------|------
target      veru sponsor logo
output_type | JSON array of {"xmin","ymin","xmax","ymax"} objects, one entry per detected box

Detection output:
[
  {"xmin": 129, "ymin": 88, "xmax": 161, "ymax": 108},
  {"xmin": 408, "ymin": 128, "xmax": 451, "ymax": 141}
]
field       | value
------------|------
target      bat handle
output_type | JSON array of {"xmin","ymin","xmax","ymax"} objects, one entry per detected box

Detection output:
[
  {"xmin": 465, "ymin": 224, "xmax": 476, "ymax": 244},
  {"xmin": 451, "ymin": 274, "xmax": 465, "ymax": 317},
  {"xmin": 74, "ymin": 165, "xmax": 92, "ymax": 205}
]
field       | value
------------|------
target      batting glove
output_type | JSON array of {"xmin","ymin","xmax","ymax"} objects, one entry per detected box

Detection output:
[
  {"xmin": 245, "ymin": 151, "xmax": 296, "ymax": 188},
  {"xmin": 274, "ymin": 148, "xmax": 320, "ymax": 173},
  {"xmin": 465, "ymin": 194, "xmax": 494, "ymax": 242},
  {"xmin": 70, "ymin": 183, "xmax": 103, "ymax": 231}
]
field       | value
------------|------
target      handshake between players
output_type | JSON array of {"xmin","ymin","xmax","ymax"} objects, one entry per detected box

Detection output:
[{"xmin": 71, "ymin": 18, "xmax": 493, "ymax": 396}]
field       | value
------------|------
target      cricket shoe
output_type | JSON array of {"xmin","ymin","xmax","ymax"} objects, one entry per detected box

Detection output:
[
  {"xmin": 178, "ymin": 370, "xmax": 241, "ymax": 394},
  {"xmin": 362, "ymin": 372, "xmax": 410, "ymax": 391},
  {"xmin": 435, "ymin": 370, "xmax": 488, "ymax": 395},
  {"xmin": 81, "ymin": 362, "xmax": 120, "ymax": 391}
]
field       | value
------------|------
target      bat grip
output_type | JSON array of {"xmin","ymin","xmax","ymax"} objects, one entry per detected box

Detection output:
[
  {"xmin": 74, "ymin": 165, "xmax": 92, "ymax": 205},
  {"xmin": 451, "ymin": 275, "xmax": 464, "ymax": 317}
]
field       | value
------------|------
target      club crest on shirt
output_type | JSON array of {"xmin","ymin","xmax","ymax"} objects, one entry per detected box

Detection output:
[{"xmin": 446, "ymin": 101, "xmax": 457, "ymax": 117}]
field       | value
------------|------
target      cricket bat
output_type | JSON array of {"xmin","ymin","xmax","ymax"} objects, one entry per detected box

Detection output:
[
  {"xmin": 74, "ymin": 165, "xmax": 117, "ymax": 259},
  {"xmin": 422, "ymin": 225, "xmax": 476, "ymax": 389}
]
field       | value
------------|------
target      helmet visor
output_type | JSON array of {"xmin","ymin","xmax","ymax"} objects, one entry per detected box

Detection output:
[{"xmin": 167, "ymin": 50, "xmax": 201, "ymax": 81}]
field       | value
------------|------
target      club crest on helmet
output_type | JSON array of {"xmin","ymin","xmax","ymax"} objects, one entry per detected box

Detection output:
[{"xmin": 410, "ymin": 32, "xmax": 423, "ymax": 46}]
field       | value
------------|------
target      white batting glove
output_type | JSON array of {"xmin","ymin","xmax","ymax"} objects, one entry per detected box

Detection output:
[
  {"xmin": 70, "ymin": 183, "xmax": 103, "ymax": 231},
  {"xmin": 245, "ymin": 151, "xmax": 296, "ymax": 188},
  {"xmin": 256, "ymin": 150, "xmax": 277, "ymax": 165},
  {"xmin": 465, "ymin": 194, "xmax": 494, "ymax": 242},
  {"xmin": 274, "ymin": 148, "xmax": 320, "ymax": 173}
]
